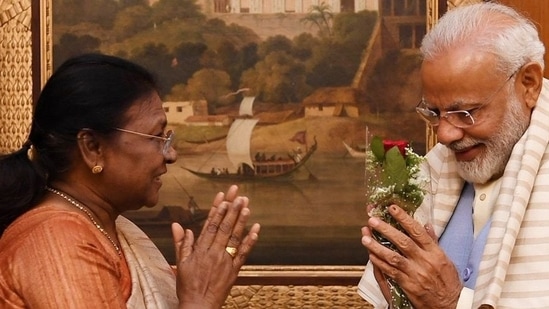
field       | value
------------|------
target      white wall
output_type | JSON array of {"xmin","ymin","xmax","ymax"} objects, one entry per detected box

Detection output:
[{"xmin": 163, "ymin": 101, "xmax": 194, "ymax": 125}]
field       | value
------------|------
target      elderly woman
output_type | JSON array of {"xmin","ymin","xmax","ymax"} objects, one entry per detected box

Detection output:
[{"xmin": 0, "ymin": 53, "xmax": 260, "ymax": 308}]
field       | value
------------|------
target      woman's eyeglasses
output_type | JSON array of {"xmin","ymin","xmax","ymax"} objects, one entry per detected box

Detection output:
[{"xmin": 114, "ymin": 128, "xmax": 174, "ymax": 155}]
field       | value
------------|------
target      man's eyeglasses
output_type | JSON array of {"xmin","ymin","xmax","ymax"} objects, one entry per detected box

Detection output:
[
  {"xmin": 114, "ymin": 128, "xmax": 174, "ymax": 155},
  {"xmin": 416, "ymin": 71, "xmax": 517, "ymax": 129}
]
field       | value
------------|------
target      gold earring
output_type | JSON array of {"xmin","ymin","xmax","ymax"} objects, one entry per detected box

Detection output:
[{"xmin": 92, "ymin": 165, "xmax": 103, "ymax": 174}]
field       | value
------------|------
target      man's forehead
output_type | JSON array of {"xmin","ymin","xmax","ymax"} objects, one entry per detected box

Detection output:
[
  {"xmin": 421, "ymin": 55, "xmax": 502, "ymax": 95},
  {"xmin": 423, "ymin": 48, "xmax": 498, "ymax": 76}
]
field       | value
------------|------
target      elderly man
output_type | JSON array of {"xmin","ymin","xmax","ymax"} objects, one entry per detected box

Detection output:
[{"xmin": 359, "ymin": 2, "xmax": 548, "ymax": 308}]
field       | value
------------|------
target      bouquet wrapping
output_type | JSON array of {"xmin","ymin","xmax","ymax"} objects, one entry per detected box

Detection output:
[{"xmin": 365, "ymin": 136, "xmax": 429, "ymax": 309}]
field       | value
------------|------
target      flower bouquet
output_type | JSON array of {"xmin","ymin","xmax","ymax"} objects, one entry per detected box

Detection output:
[{"xmin": 365, "ymin": 136, "xmax": 428, "ymax": 309}]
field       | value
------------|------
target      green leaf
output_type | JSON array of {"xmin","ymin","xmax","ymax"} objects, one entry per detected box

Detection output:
[
  {"xmin": 370, "ymin": 136, "xmax": 385, "ymax": 162},
  {"xmin": 383, "ymin": 146, "xmax": 408, "ymax": 190}
]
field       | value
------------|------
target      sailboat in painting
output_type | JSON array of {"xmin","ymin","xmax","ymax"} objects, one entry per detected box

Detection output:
[
  {"xmin": 342, "ymin": 126, "xmax": 369, "ymax": 158},
  {"xmin": 342, "ymin": 141, "xmax": 366, "ymax": 158},
  {"xmin": 183, "ymin": 96, "xmax": 317, "ymax": 180}
]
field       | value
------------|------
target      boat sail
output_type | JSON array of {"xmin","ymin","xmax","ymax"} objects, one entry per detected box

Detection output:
[
  {"xmin": 226, "ymin": 96, "xmax": 258, "ymax": 172},
  {"xmin": 342, "ymin": 141, "xmax": 366, "ymax": 158},
  {"xmin": 342, "ymin": 126, "xmax": 369, "ymax": 158},
  {"xmin": 183, "ymin": 96, "xmax": 317, "ymax": 180}
]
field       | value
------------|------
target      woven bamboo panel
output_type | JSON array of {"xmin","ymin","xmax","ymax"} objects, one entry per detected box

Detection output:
[
  {"xmin": 0, "ymin": 0, "xmax": 33, "ymax": 154},
  {"xmin": 224, "ymin": 285, "xmax": 374, "ymax": 309}
]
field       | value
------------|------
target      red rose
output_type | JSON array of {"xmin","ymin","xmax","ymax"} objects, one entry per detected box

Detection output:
[{"xmin": 383, "ymin": 140, "xmax": 408, "ymax": 157}]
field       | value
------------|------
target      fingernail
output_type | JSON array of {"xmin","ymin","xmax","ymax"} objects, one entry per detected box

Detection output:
[
  {"xmin": 218, "ymin": 202, "xmax": 228, "ymax": 211},
  {"xmin": 390, "ymin": 205, "xmax": 398, "ymax": 212},
  {"xmin": 232, "ymin": 197, "xmax": 241, "ymax": 206},
  {"xmin": 362, "ymin": 235, "xmax": 372, "ymax": 245},
  {"xmin": 368, "ymin": 217, "xmax": 380, "ymax": 227}
]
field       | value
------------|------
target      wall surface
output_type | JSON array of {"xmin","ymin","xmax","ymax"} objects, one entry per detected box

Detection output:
[{"xmin": 498, "ymin": 0, "xmax": 549, "ymax": 78}]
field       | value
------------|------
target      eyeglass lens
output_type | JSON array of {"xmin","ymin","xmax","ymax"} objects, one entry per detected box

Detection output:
[
  {"xmin": 416, "ymin": 105, "xmax": 475, "ymax": 128},
  {"xmin": 162, "ymin": 130, "xmax": 174, "ymax": 154}
]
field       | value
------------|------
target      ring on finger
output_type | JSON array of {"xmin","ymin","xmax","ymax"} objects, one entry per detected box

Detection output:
[{"xmin": 225, "ymin": 246, "xmax": 238, "ymax": 258}]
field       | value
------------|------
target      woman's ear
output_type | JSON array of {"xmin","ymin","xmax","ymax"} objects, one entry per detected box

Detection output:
[
  {"xmin": 76, "ymin": 130, "xmax": 103, "ymax": 173},
  {"xmin": 517, "ymin": 62, "xmax": 543, "ymax": 109}
]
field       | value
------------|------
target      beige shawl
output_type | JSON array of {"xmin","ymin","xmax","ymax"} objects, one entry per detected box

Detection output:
[
  {"xmin": 359, "ymin": 78, "xmax": 549, "ymax": 308},
  {"xmin": 117, "ymin": 216, "xmax": 179, "ymax": 309}
]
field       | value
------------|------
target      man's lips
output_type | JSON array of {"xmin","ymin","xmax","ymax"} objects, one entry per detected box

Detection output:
[{"xmin": 453, "ymin": 144, "xmax": 481, "ymax": 161}]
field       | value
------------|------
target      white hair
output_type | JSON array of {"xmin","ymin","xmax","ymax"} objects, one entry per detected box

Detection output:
[{"xmin": 421, "ymin": 2, "xmax": 545, "ymax": 75}]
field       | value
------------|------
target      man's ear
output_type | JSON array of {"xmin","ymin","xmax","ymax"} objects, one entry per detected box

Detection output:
[
  {"xmin": 76, "ymin": 130, "xmax": 103, "ymax": 172},
  {"xmin": 517, "ymin": 61, "xmax": 543, "ymax": 109}
]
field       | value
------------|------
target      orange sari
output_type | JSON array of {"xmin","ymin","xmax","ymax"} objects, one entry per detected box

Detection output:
[{"xmin": 0, "ymin": 205, "xmax": 177, "ymax": 308}]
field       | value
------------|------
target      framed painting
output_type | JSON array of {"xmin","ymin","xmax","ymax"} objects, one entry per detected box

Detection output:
[{"xmin": 34, "ymin": 0, "xmax": 445, "ymax": 291}]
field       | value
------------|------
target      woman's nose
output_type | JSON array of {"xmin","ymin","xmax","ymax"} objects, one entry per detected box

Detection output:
[{"xmin": 164, "ymin": 146, "xmax": 177, "ymax": 164}]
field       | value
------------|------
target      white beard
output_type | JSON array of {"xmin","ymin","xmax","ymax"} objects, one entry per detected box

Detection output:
[{"xmin": 451, "ymin": 91, "xmax": 530, "ymax": 184}]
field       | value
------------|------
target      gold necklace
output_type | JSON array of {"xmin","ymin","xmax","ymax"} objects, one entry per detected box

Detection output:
[{"xmin": 45, "ymin": 186, "xmax": 122, "ymax": 255}]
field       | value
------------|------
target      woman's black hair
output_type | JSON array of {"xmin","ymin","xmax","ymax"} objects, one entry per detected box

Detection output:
[{"xmin": 0, "ymin": 53, "xmax": 158, "ymax": 234}]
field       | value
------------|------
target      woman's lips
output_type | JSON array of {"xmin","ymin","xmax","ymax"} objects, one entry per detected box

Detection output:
[{"xmin": 153, "ymin": 175, "xmax": 163, "ymax": 187}]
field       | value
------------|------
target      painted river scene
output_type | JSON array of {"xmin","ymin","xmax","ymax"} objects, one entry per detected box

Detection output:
[{"xmin": 124, "ymin": 111, "xmax": 426, "ymax": 266}]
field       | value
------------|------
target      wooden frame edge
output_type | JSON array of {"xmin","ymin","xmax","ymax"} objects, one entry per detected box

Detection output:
[
  {"xmin": 32, "ymin": 0, "xmax": 52, "ymax": 102},
  {"xmin": 235, "ymin": 265, "xmax": 366, "ymax": 285}
]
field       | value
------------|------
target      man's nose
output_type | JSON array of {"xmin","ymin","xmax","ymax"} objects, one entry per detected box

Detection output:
[{"xmin": 435, "ymin": 118, "xmax": 465, "ymax": 146}]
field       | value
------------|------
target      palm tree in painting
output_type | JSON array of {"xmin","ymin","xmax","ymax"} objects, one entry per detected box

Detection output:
[{"xmin": 301, "ymin": 2, "xmax": 334, "ymax": 38}]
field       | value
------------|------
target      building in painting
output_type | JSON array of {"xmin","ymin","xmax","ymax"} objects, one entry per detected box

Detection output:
[
  {"xmin": 377, "ymin": 0, "xmax": 427, "ymax": 50},
  {"xmin": 163, "ymin": 100, "xmax": 209, "ymax": 125},
  {"xmin": 351, "ymin": 0, "xmax": 426, "ymax": 103},
  {"xmin": 302, "ymin": 87, "xmax": 361, "ymax": 117},
  {"xmin": 212, "ymin": 0, "xmax": 379, "ymax": 13},
  {"xmin": 302, "ymin": 0, "xmax": 426, "ymax": 117}
]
